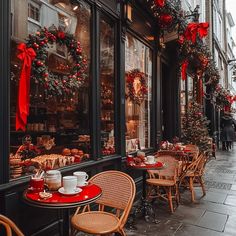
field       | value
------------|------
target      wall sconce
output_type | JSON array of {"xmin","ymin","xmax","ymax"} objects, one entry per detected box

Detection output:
[
  {"xmin": 124, "ymin": 1, "xmax": 132, "ymax": 22},
  {"xmin": 232, "ymin": 69, "xmax": 236, "ymax": 82}
]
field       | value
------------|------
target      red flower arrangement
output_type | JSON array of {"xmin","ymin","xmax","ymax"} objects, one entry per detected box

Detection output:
[{"xmin": 125, "ymin": 69, "xmax": 148, "ymax": 105}]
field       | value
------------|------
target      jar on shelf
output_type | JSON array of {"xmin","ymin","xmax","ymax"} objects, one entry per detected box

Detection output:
[{"xmin": 44, "ymin": 170, "xmax": 62, "ymax": 191}]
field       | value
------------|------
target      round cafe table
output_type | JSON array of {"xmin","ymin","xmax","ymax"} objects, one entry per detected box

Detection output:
[
  {"xmin": 23, "ymin": 184, "xmax": 102, "ymax": 236},
  {"xmin": 127, "ymin": 160, "xmax": 165, "ymax": 226}
]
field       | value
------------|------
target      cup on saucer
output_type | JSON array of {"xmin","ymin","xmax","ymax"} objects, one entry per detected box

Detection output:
[
  {"xmin": 73, "ymin": 171, "xmax": 89, "ymax": 187},
  {"xmin": 62, "ymin": 176, "xmax": 77, "ymax": 193},
  {"xmin": 146, "ymin": 155, "xmax": 155, "ymax": 164}
]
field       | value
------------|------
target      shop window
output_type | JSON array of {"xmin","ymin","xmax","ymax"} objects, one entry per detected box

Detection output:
[
  {"xmin": 180, "ymin": 79, "xmax": 186, "ymax": 130},
  {"xmin": 10, "ymin": 0, "xmax": 91, "ymax": 179},
  {"xmin": 100, "ymin": 15, "xmax": 116, "ymax": 156},
  {"xmin": 125, "ymin": 33, "xmax": 152, "ymax": 153},
  {"xmin": 28, "ymin": 1, "xmax": 40, "ymax": 22}
]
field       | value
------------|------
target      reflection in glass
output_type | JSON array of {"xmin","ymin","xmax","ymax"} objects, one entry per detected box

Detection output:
[
  {"xmin": 125, "ymin": 33, "xmax": 152, "ymax": 152},
  {"xmin": 10, "ymin": 0, "xmax": 91, "ymax": 179},
  {"xmin": 100, "ymin": 16, "xmax": 116, "ymax": 156}
]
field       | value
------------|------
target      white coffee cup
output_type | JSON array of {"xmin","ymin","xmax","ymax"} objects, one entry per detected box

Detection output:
[
  {"xmin": 146, "ymin": 155, "xmax": 155, "ymax": 164},
  {"xmin": 62, "ymin": 176, "xmax": 77, "ymax": 193},
  {"xmin": 73, "ymin": 171, "xmax": 89, "ymax": 186}
]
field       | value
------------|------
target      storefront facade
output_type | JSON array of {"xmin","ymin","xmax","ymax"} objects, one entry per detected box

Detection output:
[{"xmin": 0, "ymin": 0, "xmax": 180, "ymax": 234}]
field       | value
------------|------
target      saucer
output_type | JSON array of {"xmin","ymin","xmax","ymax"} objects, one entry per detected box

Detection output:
[
  {"xmin": 145, "ymin": 161, "xmax": 156, "ymax": 165},
  {"xmin": 77, "ymin": 182, "xmax": 88, "ymax": 187},
  {"xmin": 58, "ymin": 187, "xmax": 82, "ymax": 195}
]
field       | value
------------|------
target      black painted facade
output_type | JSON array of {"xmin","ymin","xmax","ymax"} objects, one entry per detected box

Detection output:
[{"xmin": 0, "ymin": 0, "xmax": 180, "ymax": 235}]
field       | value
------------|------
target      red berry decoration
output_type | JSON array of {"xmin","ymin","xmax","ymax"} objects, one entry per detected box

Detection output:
[{"xmin": 159, "ymin": 13, "xmax": 173, "ymax": 28}]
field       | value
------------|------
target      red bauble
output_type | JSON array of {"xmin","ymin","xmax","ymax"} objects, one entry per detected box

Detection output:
[
  {"xmin": 57, "ymin": 31, "xmax": 65, "ymax": 39},
  {"xmin": 154, "ymin": 0, "xmax": 165, "ymax": 7},
  {"xmin": 159, "ymin": 14, "xmax": 173, "ymax": 27},
  {"xmin": 36, "ymin": 60, "xmax": 43, "ymax": 66}
]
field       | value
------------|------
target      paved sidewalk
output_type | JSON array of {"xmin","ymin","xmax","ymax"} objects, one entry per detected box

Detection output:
[{"xmin": 126, "ymin": 147, "xmax": 236, "ymax": 236}]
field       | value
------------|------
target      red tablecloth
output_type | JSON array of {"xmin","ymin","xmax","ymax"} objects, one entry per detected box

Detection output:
[
  {"xmin": 127, "ymin": 161, "xmax": 164, "ymax": 170},
  {"xmin": 25, "ymin": 184, "xmax": 102, "ymax": 204}
]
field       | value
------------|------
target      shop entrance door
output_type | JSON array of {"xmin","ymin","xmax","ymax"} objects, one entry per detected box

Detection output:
[{"xmin": 161, "ymin": 62, "xmax": 177, "ymax": 141}]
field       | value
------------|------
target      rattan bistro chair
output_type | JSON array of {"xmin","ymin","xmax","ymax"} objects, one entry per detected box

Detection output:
[
  {"xmin": 71, "ymin": 170, "xmax": 136, "ymax": 236},
  {"xmin": 146, "ymin": 156, "xmax": 180, "ymax": 213},
  {"xmin": 179, "ymin": 154, "xmax": 207, "ymax": 202},
  {"xmin": 0, "ymin": 214, "xmax": 24, "ymax": 236}
]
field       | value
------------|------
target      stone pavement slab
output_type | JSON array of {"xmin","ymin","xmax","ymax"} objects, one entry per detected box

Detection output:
[
  {"xmin": 195, "ymin": 211, "xmax": 228, "ymax": 232},
  {"xmin": 224, "ymin": 194, "xmax": 236, "ymax": 207}
]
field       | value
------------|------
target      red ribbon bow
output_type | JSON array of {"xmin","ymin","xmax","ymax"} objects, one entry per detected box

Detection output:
[
  {"xmin": 181, "ymin": 60, "xmax": 189, "ymax": 81},
  {"xmin": 154, "ymin": 0, "xmax": 165, "ymax": 7},
  {"xmin": 184, "ymin": 22, "xmax": 209, "ymax": 43},
  {"xmin": 16, "ymin": 43, "xmax": 36, "ymax": 131}
]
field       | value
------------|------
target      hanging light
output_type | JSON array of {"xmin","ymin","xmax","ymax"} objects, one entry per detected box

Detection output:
[
  {"xmin": 124, "ymin": 1, "xmax": 132, "ymax": 22},
  {"xmin": 232, "ymin": 69, "xmax": 236, "ymax": 82}
]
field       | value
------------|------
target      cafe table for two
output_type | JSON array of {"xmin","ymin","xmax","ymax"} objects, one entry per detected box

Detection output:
[{"xmin": 23, "ymin": 183, "xmax": 102, "ymax": 236}]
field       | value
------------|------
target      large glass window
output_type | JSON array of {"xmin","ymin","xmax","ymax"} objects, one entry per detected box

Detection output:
[
  {"xmin": 125, "ymin": 33, "xmax": 152, "ymax": 153},
  {"xmin": 10, "ymin": 0, "xmax": 91, "ymax": 179},
  {"xmin": 100, "ymin": 15, "xmax": 116, "ymax": 156}
]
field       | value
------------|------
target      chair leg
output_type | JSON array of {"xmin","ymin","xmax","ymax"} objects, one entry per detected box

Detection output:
[
  {"xmin": 167, "ymin": 187, "xmax": 174, "ymax": 213},
  {"xmin": 118, "ymin": 228, "xmax": 126, "ymax": 236},
  {"xmin": 199, "ymin": 176, "xmax": 206, "ymax": 196},
  {"xmin": 175, "ymin": 184, "xmax": 180, "ymax": 206},
  {"xmin": 189, "ymin": 177, "xmax": 195, "ymax": 202},
  {"xmin": 70, "ymin": 227, "xmax": 77, "ymax": 236}
]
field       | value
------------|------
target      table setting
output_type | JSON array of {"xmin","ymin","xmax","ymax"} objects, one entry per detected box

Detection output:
[
  {"xmin": 126, "ymin": 151, "xmax": 165, "ymax": 227},
  {"xmin": 23, "ymin": 170, "xmax": 102, "ymax": 236}
]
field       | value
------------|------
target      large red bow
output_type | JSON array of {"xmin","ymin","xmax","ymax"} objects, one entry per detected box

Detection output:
[
  {"xmin": 181, "ymin": 60, "xmax": 189, "ymax": 81},
  {"xmin": 16, "ymin": 43, "xmax": 36, "ymax": 131},
  {"xmin": 184, "ymin": 22, "xmax": 209, "ymax": 43},
  {"xmin": 154, "ymin": 0, "xmax": 165, "ymax": 7}
]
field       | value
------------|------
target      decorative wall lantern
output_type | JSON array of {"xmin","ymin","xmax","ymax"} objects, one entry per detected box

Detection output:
[
  {"xmin": 232, "ymin": 69, "xmax": 236, "ymax": 82},
  {"xmin": 124, "ymin": 0, "xmax": 133, "ymax": 22}
]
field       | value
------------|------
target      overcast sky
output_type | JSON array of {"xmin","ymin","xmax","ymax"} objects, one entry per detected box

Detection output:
[{"xmin": 226, "ymin": 0, "xmax": 236, "ymax": 42}]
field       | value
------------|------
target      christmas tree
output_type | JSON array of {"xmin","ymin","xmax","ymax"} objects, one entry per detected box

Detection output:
[{"xmin": 182, "ymin": 100, "xmax": 211, "ymax": 153}]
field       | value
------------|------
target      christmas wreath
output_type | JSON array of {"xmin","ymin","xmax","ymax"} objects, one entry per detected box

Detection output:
[
  {"xmin": 125, "ymin": 69, "xmax": 148, "ymax": 105},
  {"xmin": 16, "ymin": 26, "xmax": 87, "ymax": 131},
  {"xmin": 24, "ymin": 27, "xmax": 87, "ymax": 95}
]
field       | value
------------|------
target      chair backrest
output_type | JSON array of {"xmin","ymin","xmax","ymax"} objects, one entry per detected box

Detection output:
[
  {"xmin": 196, "ymin": 154, "xmax": 208, "ymax": 176},
  {"xmin": 156, "ymin": 150, "xmax": 176, "ymax": 157},
  {"xmin": 185, "ymin": 144, "xmax": 199, "ymax": 160},
  {"xmin": 89, "ymin": 170, "xmax": 136, "ymax": 227},
  {"xmin": 148, "ymin": 155, "xmax": 179, "ymax": 182},
  {"xmin": 0, "ymin": 214, "xmax": 24, "ymax": 236},
  {"xmin": 179, "ymin": 154, "xmax": 203, "ymax": 182}
]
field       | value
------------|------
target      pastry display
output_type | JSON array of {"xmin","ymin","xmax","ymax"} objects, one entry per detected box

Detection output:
[
  {"xmin": 71, "ymin": 148, "xmax": 79, "ymax": 155},
  {"xmin": 62, "ymin": 148, "xmax": 71, "ymax": 156},
  {"xmin": 9, "ymin": 153, "xmax": 23, "ymax": 179},
  {"xmin": 31, "ymin": 154, "xmax": 75, "ymax": 170}
]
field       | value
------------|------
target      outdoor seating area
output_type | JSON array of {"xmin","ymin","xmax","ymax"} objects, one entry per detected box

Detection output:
[{"xmin": 0, "ymin": 144, "xmax": 212, "ymax": 236}]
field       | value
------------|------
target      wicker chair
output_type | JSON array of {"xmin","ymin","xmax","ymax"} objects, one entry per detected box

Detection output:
[
  {"xmin": 179, "ymin": 154, "xmax": 207, "ymax": 202},
  {"xmin": 71, "ymin": 170, "xmax": 136, "ymax": 236},
  {"xmin": 146, "ymin": 156, "xmax": 180, "ymax": 213},
  {"xmin": 0, "ymin": 214, "xmax": 24, "ymax": 236},
  {"xmin": 185, "ymin": 144, "xmax": 199, "ymax": 161}
]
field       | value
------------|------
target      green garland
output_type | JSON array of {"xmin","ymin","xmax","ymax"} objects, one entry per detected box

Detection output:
[{"xmin": 26, "ymin": 27, "xmax": 87, "ymax": 95}]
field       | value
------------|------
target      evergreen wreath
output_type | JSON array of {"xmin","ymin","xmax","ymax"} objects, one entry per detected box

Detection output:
[
  {"xmin": 26, "ymin": 26, "xmax": 87, "ymax": 95},
  {"xmin": 125, "ymin": 69, "xmax": 148, "ymax": 105}
]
